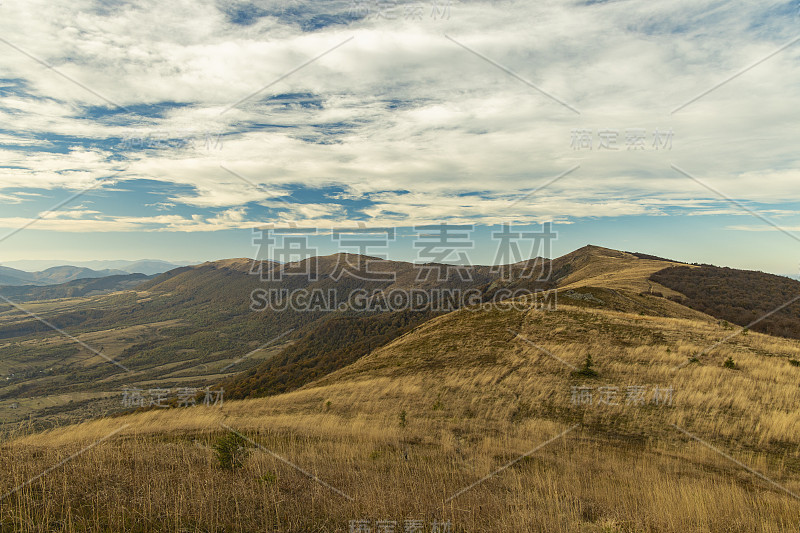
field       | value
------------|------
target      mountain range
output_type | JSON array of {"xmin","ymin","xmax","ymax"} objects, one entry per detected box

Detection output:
[
  {"xmin": 2, "ymin": 244, "xmax": 799, "ymax": 405},
  {"xmin": 0, "ymin": 260, "xmax": 184, "ymax": 287},
  {"xmin": 3, "ymin": 245, "xmax": 799, "ymax": 531}
]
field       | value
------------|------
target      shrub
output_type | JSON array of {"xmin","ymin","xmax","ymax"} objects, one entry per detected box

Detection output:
[
  {"xmin": 789, "ymin": 359, "xmax": 800, "ymax": 367},
  {"xmin": 259, "ymin": 471, "xmax": 277, "ymax": 485},
  {"xmin": 213, "ymin": 431, "xmax": 249, "ymax": 470},
  {"xmin": 723, "ymin": 357, "xmax": 737, "ymax": 370},
  {"xmin": 573, "ymin": 354, "xmax": 598, "ymax": 377},
  {"xmin": 432, "ymin": 394, "xmax": 443, "ymax": 411}
]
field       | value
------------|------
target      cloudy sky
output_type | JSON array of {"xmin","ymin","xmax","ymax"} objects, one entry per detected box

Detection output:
[{"xmin": 0, "ymin": 0, "xmax": 798, "ymax": 273}]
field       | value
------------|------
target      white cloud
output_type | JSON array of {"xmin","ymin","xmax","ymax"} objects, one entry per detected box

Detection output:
[{"xmin": 0, "ymin": 0, "xmax": 798, "ymax": 231}]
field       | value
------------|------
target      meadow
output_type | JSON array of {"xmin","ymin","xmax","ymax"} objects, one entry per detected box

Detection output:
[{"xmin": 3, "ymin": 301, "xmax": 799, "ymax": 532}]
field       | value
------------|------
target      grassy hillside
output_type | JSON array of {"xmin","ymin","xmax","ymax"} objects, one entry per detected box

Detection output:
[
  {"xmin": 0, "ymin": 247, "xmax": 718, "ymax": 426},
  {"xmin": 0, "ymin": 273, "xmax": 152, "ymax": 302},
  {"xmin": 0, "ymin": 266, "xmax": 130, "ymax": 287},
  {"xmin": 651, "ymin": 264, "xmax": 800, "ymax": 339},
  {"xmin": 2, "ymin": 292, "xmax": 799, "ymax": 531},
  {"xmin": 0, "ymin": 253, "xmax": 525, "ymax": 424}
]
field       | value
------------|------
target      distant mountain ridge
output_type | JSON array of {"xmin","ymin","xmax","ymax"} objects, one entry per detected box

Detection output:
[
  {"xmin": 0, "ymin": 273, "xmax": 154, "ymax": 302},
  {"xmin": 0, "ymin": 266, "xmax": 34, "ymax": 286},
  {"xmin": 0, "ymin": 265, "xmax": 130, "ymax": 287},
  {"xmin": 0, "ymin": 260, "xmax": 186, "ymax": 286},
  {"xmin": 3, "ymin": 245, "xmax": 798, "ymax": 405}
]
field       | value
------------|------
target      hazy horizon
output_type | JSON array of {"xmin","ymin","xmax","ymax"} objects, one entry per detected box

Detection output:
[
  {"xmin": 2, "ymin": 243, "xmax": 798, "ymax": 278},
  {"xmin": 0, "ymin": 0, "xmax": 798, "ymax": 276}
]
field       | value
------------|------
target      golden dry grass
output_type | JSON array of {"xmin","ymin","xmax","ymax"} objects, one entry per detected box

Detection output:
[
  {"xmin": 2, "ymin": 301, "xmax": 800, "ymax": 532},
  {"xmin": 555, "ymin": 247, "xmax": 689, "ymax": 297}
]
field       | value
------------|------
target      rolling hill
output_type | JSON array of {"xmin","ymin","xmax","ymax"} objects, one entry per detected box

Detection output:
[
  {"xmin": 0, "ymin": 273, "xmax": 153, "ymax": 302},
  {"xmin": 0, "ymin": 266, "xmax": 37, "ymax": 286},
  {"xmin": 3, "ymin": 246, "xmax": 799, "ymax": 418},
  {"xmin": 0, "ymin": 265, "xmax": 130, "ymax": 287},
  {"xmin": 0, "ymin": 260, "xmax": 184, "ymax": 276},
  {"xmin": 1, "ymin": 246, "xmax": 798, "ymax": 531},
  {"xmin": 651, "ymin": 264, "xmax": 800, "ymax": 339}
]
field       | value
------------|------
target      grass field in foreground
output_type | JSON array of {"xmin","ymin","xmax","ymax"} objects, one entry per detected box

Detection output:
[{"xmin": 2, "ymin": 302, "xmax": 800, "ymax": 531}]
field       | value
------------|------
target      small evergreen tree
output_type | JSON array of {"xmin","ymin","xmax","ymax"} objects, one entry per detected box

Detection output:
[
  {"xmin": 573, "ymin": 354, "xmax": 598, "ymax": 377},
  {"xmin": 213, "ymin": 431, "xmax": 249, "ymax": 470}
]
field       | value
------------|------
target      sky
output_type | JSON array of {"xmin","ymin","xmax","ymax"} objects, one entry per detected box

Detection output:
[{"xmin": 0, "ymin": 0, "xmax": 799, "ymax": 274}]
